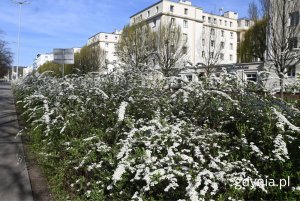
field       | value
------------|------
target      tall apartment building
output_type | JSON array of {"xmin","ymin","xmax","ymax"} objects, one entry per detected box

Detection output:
[
  {"xmin": 87, "ymin": 30, "xmax": 121, "ymax": 64},
  {"xmin": 130, "ymin": 0, "xmax": 253, "ymax": 66}
]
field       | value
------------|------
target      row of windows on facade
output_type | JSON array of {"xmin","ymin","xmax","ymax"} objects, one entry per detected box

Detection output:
[
  {"xmin": 202, "ymin": 16, "xmax": 237, "ymax": 28},
  {"xmin": 103, "ymin": 35, "xmax": 119, "ymax": 40},
  {"xmin": 150, "ymin": 18, "xmax": 189, "ymax": 28},
  {"xmin": 201, "ymin": 52, "xmax": 234, "ymax": 61},
  {"xmin": 202, "ymin": 40, "xmax": 234, "ymax": 50},
  {"xmin": 203, "ymin": 27, "xmax": 235, "ymax": 38},
  {"xmin": 142, "ymin": 4, "xmax": 190, "ymax": 19}
]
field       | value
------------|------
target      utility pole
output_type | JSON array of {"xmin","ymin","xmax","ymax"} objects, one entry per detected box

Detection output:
[{"xmin": 12, "ymin": 0, "xmax": 29, "ymax": 80}]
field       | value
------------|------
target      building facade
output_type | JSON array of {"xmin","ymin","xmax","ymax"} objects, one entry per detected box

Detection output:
[
  {"xmin": 129, "ymin": 0, "xmax": 253, "ymax": 66},
  {"xmin": 87, "ymin": 30, "xmax": 121, "ymax": 64}
]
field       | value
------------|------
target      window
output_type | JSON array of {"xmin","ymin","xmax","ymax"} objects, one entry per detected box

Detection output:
[
  {"xmin": 230, "ymin": 21, "xmax": 233, "ymax": 27},
  {"xmin": 245, "ymin": 20, "xmax": 250, "ymax": 26},
  {"xmin": 221, "ymin": 41, "xmax": 225, "ymax": 49},
  {"xmin": 170, "ymin": 45, "xmax": 175, "ymax": 53},
  {"xmin": 237, "ymin": 32, "xmax": 241, "ymax": 42},
  {"xmin": 290, "ymin": 11, "xmax": 299, "ymax": 26},
  {"xmin": 171, "ymin": 18, "xmax": 175, "ymax": 25},
  {"xmin": 156, "ymin": 6, "xmax": 159, "ymax": 13},
  {"xmin": 147, "ymin": 10, "xmax": 150, "ymax": 18},
  {"xmin": 186, "ymin": 75, "xmax": 193, "ymax": 82},
  {"xmin": 230, "ymin": 54, "xmax": 233, "ymax": 61},
  {"xmin": 214, "ymin": 18, "xmax": 217, "ymax": 24},
  {"xmin": 115, "ymin": 36, "xmax": 118, "ymax": 40},
  {"xmin": 219, "ymin": 19, "xmax": 222, "ymax": 25},
  {"xmin": 230, "ymin": 43, "xmax": 233, "ymax": 50},
  {"xmin": 170, "ymin": 5, "xmax": 174, "ymax": 12},
  {"xmin": 211, "ymin": 40, "xmax": 215, "ymax": 47},
  {"xmin": 184, "ymin": 8, "xmax": 188, "ymax": 15},
  {"xmin": 289, "ymin": 37, "xmax": 298, "ymax": 50},
  {"xmin": 221, "ymin": 30, "xmax": 224, "ymax": 37},
  {"xmin": 202, "ymin": 16, "xmax": 206, "ymax": 21},
  {"xmin": 287, "ymin": 66, "xmax": 296, "ymax": 77},
  {"xmin": 183, "ymin": 46, "xmax": 188, "ymax": 54},
  {"xmin": 208, "ymin": 17, "xmax": 211, "ymax": 23},
  {"xmin": 105, "ymin": 35, "xmax": 108, "ymax": 39},
  {"xmin": 202, "ymin": 51, "xmax": 205, "ymax": 57},
  {"xmin": 225, "ymin": 20, "xmax": 227, "ymax": 26},
  {"xmin": 183, "ymin": 20, "xmax": 188, "ymax": 28},
  {"xmin": 202, "ymin": 39, "xmax": 205, "ymax": 46},
  {"xmin": 220, "ymin": 53, "xmax": 224, "ymax": 60},
  {"xmin": 230, "ymin": 32, "xmax": 233, "ymax": 39},
  {"xmin": 183, "ymin": 33, "xmax": 188, "ymax": 42},
  {"xmin": 211, "ymin": 28, "xmax": 215, "ymax": 35},
  {"xmin": 153, "ymin": 19, "xmax": 157, "ymax": 27},
  {"xmin": 105, "ymin": 43, "xmax": 109, "ymax": 48},
  {"xmin": 246, "ymin": 73, "xmax": 257, "ymax": 82}
]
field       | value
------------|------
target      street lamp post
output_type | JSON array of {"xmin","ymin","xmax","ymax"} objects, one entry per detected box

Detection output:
[{"xmin": 12, "ymin": 0, "xmax": 29, "ymax": 80}]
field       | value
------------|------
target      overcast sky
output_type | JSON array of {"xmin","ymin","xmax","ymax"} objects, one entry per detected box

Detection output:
[{"xmin": 0, "ymin": 0, "xmax": 258, "ymax": 67}]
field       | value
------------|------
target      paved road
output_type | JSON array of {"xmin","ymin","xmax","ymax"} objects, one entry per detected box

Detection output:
[{"xmin": 0, "ymin": 82, "xmax": 33, "ymax": 201}]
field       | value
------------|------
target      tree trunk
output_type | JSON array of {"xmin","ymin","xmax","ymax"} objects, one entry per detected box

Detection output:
[{"xmin": 279, "ymin": 74, "xmax": 284, "ymax": 99}]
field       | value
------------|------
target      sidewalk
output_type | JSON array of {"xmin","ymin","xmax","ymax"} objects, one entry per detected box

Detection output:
[{"xmin": 0, "ymin": 82, "xmax": 34, "ymax": 201}]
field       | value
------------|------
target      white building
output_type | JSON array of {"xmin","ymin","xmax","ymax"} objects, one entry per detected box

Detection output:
[
  {"xmin": 87, "ymin": 30, "xmax": 121, "ymax": 64},
  {"xmin": 129, "ymin": 0, "xmax": 253, "ymax": 66},
  {"xmin": 33, "ymin": 53, "xmax": 53, "ymax": 69}
]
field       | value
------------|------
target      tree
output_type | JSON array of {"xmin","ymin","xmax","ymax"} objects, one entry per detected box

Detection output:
[
  {"xmin": 259, "ymin": 0, "xmax": 270, "ymax": 18},
  {"xmin": 38, "ymin": 61, "xmax": 73, "ymax": 77},
  {"xmin": 0, "ymin": 33, "xmax": 13, "ymax": 78},
  {"xmin": 73, "ymin": 45, "xmax": 107, "ymax": 74},
  {"xmin": 248, "ymin": 1, "xmax": 259, "ymax": 21},
  {"xmin": 116, "ymin": 21, "xmax": 156, "ymax": 73},
  {"xmin": 201, "ymin": 26, "xmax": 225, "ymax": 76},
  {"xmin": 155, "ymin": 23, "xmax": 187, "ymax": 77},
  {"xmin": 266, "ymin": 0, "xmax": 300, "ymax": 98},
  {"xmin": 238, "ymin": 18, "xmax": 268, "ymax": 63}
]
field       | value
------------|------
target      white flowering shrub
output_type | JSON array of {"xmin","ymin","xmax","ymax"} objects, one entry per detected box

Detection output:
[{"xmin": 14, "ymin": 72, "xmax": 300, "ymax": 200}]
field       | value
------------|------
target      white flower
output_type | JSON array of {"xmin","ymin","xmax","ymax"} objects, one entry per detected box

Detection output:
[
  {"xmin": 112, "ymin": 164, "xmax": 126, "ymax": 183},
  {"xmin": 117, "ymin": 102, "xmax": 129, "ymax": 122}
]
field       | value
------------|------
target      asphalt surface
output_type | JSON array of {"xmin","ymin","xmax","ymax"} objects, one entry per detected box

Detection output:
[{"xmin": 0, "ymin": 82, "xmax": 33, "ymax": 201}]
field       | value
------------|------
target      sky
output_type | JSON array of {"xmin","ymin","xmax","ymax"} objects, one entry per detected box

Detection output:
[{"xmin": 0, "ymin": 0, "xmax": 258, "ymax": 67}]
